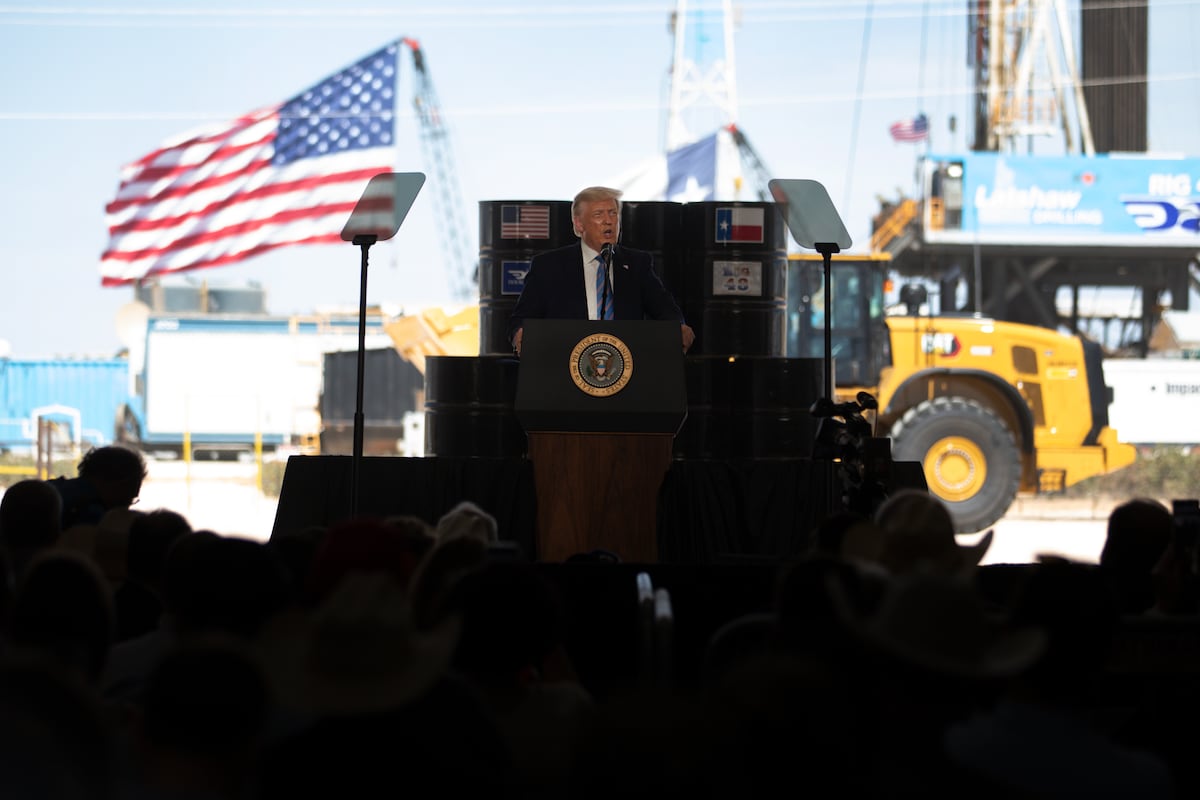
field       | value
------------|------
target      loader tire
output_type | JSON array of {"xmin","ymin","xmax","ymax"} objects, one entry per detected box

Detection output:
[{"xmin": 890, "ymin": 396, "xmax": 1020, "ymax": 533}]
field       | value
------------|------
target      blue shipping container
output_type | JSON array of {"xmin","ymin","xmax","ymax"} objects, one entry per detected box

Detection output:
[{"xmin": 0, "ymin": 358, "xmax": 130, "ymax": 453}]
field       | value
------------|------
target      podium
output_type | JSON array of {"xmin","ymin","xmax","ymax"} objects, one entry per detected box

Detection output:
[{"xmin": 515, "ymin": 319, "xmax": 687, "ymax": 562}]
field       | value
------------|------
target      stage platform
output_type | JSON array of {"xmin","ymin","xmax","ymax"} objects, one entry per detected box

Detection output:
[{"xmin": 271, "ymin": 455, "xmax": 925, "ymax": 564}]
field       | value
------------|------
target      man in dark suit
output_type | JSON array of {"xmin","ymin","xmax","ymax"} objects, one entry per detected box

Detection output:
[{"xmin": 507, "ymin": 186, "xmax": 696, "ymax": 356}]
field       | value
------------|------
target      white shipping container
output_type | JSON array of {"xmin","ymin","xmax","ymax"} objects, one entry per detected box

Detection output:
[{"xmin": 139, "ymin": 315, "xmax": 392, "ymax": 446}]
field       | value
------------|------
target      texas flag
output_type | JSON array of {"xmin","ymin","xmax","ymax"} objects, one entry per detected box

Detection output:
[
  {"xmin": 666, "ymin": 134, "xmax": 717, "ymax": 201},
  {"xmin": 715, "ymin": 206, "xmax": 764, "ymax": 244}
]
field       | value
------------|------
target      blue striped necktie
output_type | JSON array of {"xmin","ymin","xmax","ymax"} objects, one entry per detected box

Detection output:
[{"xmin": 596, "ymin": 253, "xmax": 613, "ymax": 320}]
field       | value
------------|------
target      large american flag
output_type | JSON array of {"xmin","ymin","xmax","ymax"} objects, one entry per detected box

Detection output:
[{"xmin": 100, "ymin": 42, "xmax": 399, "ymax": 286}]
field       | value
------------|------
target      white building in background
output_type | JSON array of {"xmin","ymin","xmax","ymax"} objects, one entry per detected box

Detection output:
[{"xmin": 1149, "ymin": 310, "xmax": 1200, "ymax": 358}]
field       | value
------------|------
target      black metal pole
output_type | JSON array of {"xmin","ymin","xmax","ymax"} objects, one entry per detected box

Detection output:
[
  {"xmin": 817, "ymin": 242, "xmax": 840, "ymax": 519},
  {"xmin": 351, "ymin": 233, "xmax": 377, "ymax": 518},
  {"xmin": 817, "ymin": 243, "xmax": 839, "ymax": 402}
]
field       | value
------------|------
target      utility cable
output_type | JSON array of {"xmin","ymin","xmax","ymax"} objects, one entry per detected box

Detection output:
[{"xmin": 842, "ymin": 0, "xmax": 875, "ymax": 213}]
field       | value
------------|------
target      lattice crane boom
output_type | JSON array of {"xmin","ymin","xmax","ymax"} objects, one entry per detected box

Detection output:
[
  {"xmin": 401, "ymin": 38, "xmax": 476, "ymax": 304},
  {"xmin": 725, "ymin": 124, "xmax": 773, "ymax": 202}
]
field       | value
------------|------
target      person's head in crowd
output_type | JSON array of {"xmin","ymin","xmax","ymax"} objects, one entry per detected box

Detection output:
[
  {"xmin": 773, "ymin": 554, "xmax": 886, "ymax": 659},
  {"xmin": 8, "ymin": 550, "xmax": 115, "ymax": 684},
  {"xmin": 841, "ymin": 571, "xmax": 1044, "ymax": 677},
  {"xmin": 267, "ymin": 524, "xmax": 328, "ymax": 607},
  {"xmin": 435, "ymin": 500, "xmax": 498, "ymax": 546},
  {"xmin": 306, "ymin": 516, "xmax": 433, "ymax": 604},
  {"xmin": 78, "ymin": 444, "xmax": 147, "ymax": 506},
  {"xmin": 1008, "ymin": 560, "xmax": 1117, "ymax": 705},
  {"xmin": 440, "ymin": 559, "xmax": 567, "ymax": 690},
  {"xmin": 0, "ymin": 652, "xmax": 115, "ymax": 800},
  {"xmin": 383, "ymin": 513, "xmax": 437, "ymax": 547},
  {"xmin": 269, "ymin": 570, "xmax": 461, "ymax": 718},
  {"xmin": 812, "ymin": 510, "xmax": 871, "ymax": 557},
  {"xmin": 0, "ymin": 478, "xmax": 63, "ymax": 583},
  {"xmin": 127, "ymin": 509, "xmax": 193, "ymax": 590},
  {"xmin": 162, "ymin": 532, "xmax": 289, "ymax": 639},
  {"xmin": 409, "ymin": 535, "xmax": 490, "ymax": 631},
  {"xmin": 838, "ymin": 569, "xmax": 1047, "ymax": 769},
  {"xmin": 865, "ymin": 489, "xmax": 992, "ymax": 576},
  {"xmin": 1151, "ymin": 518, "xmax": 1200, "ymax": 616},
  {"xmin": 93, "ymin": 506, "xmax": 145, "ymax": 588},
  {"xmin": 55, "ymin": 445, "xmax": 147, "ymax": 530},
  {"xmin": 137, "ymin": 636, "xmax": 269, "ymax": 798},
  {"xmin": 161, "ymin": 531, "xmax": 220, "ymax": 630},
  {"xmin": 112, "ymin": 509, "xmax": 192, "ymax": 641},
  {"xmin": 564, "ymin": 548, "xmax": 622, "ymax": 564},
  {"xmin": 1099, "ymin": 497, "xmax": 1173, "ymax": 614}
]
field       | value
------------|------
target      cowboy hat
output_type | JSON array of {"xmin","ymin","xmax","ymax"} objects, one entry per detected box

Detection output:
[
  {"xmin": 855, "ymin": 489, "xmax": 994, "ymax": 576},
  {"xmin": 261, "ymin": 571, "xmax": 460, "ymax": 715},
  {"xmin": 837, "ymin": 573, "xmax": 1046, "ymax": 680}
]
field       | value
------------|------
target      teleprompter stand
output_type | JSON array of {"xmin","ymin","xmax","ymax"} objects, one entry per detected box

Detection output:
[
  {"xmin": 340, "ymin": 172, "xmax": 425, "ymax": 516},
  {"xmin": 766, "ymin": 179, "xmax": 862, "ymax": 514}
]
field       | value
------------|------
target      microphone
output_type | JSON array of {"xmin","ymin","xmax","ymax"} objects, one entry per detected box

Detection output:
[{"xmin": 599, "ymin": 243, "xmax": 613, "ymax": 319}]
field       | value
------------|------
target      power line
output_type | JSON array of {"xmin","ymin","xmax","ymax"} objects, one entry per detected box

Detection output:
[
  {"xmin": 2, "ymin": 1, "xmax": 1195, "ymax": 29},
  {"xmin": 3, "ymin": 0, "xmax": 1192, "ymax": 14},
  {"xmin": 843, "ymin": 0, "xmax": 875, "ymax": 213},
  {"xmin": 4, "ymin": 70, "xmax": 1199, "ymax": 123}
]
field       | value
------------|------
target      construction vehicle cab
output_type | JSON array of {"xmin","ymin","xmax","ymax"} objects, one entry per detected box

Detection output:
[{"xmin": 788, "ymin": 253, "xmax": 1136, "ymax": 533}]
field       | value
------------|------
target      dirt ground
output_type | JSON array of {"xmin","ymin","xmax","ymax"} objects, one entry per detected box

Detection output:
[
  {"xmin": 137, "ymin": 457, "xmax": 279, "ymax": 543},
  {"xmin": 968, "ymin": 495, "xmax": 1116, "ymax": 566}
]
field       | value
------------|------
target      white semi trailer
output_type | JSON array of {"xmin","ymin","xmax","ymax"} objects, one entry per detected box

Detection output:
[{"xmin": 117, "ymin": 312, "xmax": 393, "ymax": 457}]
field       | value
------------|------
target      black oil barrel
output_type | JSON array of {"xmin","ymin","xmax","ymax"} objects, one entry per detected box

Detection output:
[
  {"xmin": 620, "ymin": 200, "xmax": 685, "ymax": 302},
  {"xmin": 728, "ymin": 357, "xmax": 822, "ymax": 459},
  {"xmin": 673, "ymin": 356, "xmax": 821, "ymax": 459},
  {"xmin": 424, "ymin": 355, "xmax": 525, "ymax": 457},
  {"xmin": 478, "ymin": 200, "xmax": 576, "ymax": 355},
  {"xmin": 681, "ymin": 201, "xmax": 788, "ymax": 356},
  {"xmin": 673, "ymin": 355, "xmax": 734, "ymax": 459}
]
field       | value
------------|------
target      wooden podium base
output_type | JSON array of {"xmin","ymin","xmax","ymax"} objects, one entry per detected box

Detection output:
[{"xmin": 528, "ymin": 431, "xmax": 674, "ymax": 563}]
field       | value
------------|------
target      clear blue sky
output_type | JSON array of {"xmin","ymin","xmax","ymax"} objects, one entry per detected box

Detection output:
[{"xmin": 2, "ymin": 0, "xmax": 1198, "ymax": 358}]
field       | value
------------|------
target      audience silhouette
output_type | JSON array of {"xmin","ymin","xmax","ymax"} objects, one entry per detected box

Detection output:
[
  {"xmin": 115, "ymin": 509, "xmax": 193, "ymax": 642},
  {"xmin": 1100, "ymin": 497, "xmax": 1174, "ymax": 615},
  {"xmin": 0, "ymin": 465, "xmax": 1195, "ymax": 798},
  {"xmin": 0, "ymin": 477, "xmax": 63, "ymax": 587},
  {"xmin": 51, "ymin": 445, "xmax": 147, "ymax": 530}
]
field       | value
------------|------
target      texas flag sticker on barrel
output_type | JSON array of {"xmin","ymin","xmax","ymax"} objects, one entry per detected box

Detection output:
[{"xmin": 715, "ymin": 207, "xmax": 764, "ymax": 244}]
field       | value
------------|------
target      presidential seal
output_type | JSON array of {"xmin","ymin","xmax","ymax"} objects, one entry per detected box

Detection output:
[{"xmin": 569, "ymin": 333, "xmax": 633, "ymax": 397}]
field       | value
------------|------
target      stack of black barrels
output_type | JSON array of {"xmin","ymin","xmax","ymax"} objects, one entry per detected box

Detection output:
[
  {"xmin": 424, "ymin": 198, "xmax": 824, "ymax": 460},
  {"xmin": 425, "ymin": 200, "xmax": 575, "ymax": 459}
]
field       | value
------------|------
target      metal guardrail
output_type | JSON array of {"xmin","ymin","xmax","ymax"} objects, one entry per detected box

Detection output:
[
  {"xmin": 2, "ymin": 417, "xmax": 79, "ymax": 480},
  {"xmin": 1, "ymin": 418, "xmax": 67, "ymax": 480}
]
